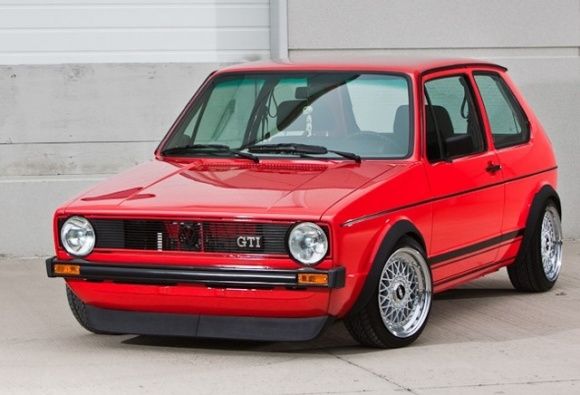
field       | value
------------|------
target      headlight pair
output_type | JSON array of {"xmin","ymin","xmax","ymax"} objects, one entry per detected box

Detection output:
[{"xmin": 59, "ymin": 217, "xmax": 329, "ymax": 264}]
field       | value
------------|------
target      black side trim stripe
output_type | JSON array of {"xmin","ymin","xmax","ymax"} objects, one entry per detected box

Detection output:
[
  {"xmin": 434, "ymin": 257, "xmax": 515, "ymax": 288},
  {"xmin": 430, "ymin": 238, "xmax": 517, "ymax": 269},
  {"xmin": 429, "ymin": 229, "xmax": 524, "ymax": 266},
  {"xmin": 342, "ymin": 166, "xmax": 557, "ymax": 227}
]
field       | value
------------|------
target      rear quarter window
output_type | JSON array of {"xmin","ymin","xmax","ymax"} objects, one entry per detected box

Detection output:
[{"xmin": 474, "ymin": 73, "xmax": 529, "ymax": 148}]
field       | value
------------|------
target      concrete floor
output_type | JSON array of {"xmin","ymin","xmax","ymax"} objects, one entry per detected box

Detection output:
[{"xmin": 1, "ymin": 242, "xmax": 579, "ymax": 395}]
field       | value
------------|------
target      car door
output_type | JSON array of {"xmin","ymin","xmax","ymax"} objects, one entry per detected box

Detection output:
[
  {"xmin": 422, "ymin": 70, "xmax": 504, "ymax": 288},
  {"xmin": 471, "ymin": 70, "xmax": 541, "ymax": 262}
]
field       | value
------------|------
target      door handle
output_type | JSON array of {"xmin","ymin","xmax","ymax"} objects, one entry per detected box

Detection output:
[{"xmin": 486, "ymin": 162, "xmax": 502, "ymax": 174}]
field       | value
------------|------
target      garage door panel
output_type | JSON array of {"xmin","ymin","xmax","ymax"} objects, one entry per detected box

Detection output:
[
  {"xmin": 0, "ymin": 0, "xmax": 270, "ymax": 64},
  {"xmin": 0, "ymin": 29, "xmax": 269, "ymax": 52},
  {"xmin": 0, "ymin": 6, "xmax": 269, "ymax": 29}
]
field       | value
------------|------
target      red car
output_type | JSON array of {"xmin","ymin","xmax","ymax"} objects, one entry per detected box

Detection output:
[{"xmin": 46, "ymin": 58, "xmax": 562, "ymax": 348}]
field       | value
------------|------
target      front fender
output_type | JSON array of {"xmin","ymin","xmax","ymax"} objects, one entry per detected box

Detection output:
[
  {"xmin": 347, "ymin": 220, "xmax": 425, "ymax": 316},
  {"xmin": 328, "ymin": 218, "xmax": 427, "ymax": 317}
]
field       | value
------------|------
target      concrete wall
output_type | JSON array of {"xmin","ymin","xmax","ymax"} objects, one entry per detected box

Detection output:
[
  {"xmin": 0, "ymin": 63, "xmax": 218, "ymax": 256},
  {"xmin": 288, "ymin": 0, "xmax": 580, "ymax": 239}
]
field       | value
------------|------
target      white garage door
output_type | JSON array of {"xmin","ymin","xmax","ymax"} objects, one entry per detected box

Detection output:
[{"xmin": 0, "ymin": 0, "xmax": 270, "ymax": 64}]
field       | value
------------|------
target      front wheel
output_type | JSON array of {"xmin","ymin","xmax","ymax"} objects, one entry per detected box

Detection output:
[
  {"xmin": 345, "ymin": 238, "xmax": 432, "ymax": 348},
  {"xmin": 508, "ymin": 201, "xmax": 563, "ymax": 292}
]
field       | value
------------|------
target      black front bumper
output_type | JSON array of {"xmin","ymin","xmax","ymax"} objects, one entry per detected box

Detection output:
[
  {"xmin": 84, "ymin": 305, "xmax": 330, "ymax": 341},
  {"xmin": 45, "ymin": 257, "xmax": 345, "ymax": 289}
]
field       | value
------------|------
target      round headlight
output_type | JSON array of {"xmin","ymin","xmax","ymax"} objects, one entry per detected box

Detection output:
[
  {"xmin": 60, "ymin": 216, "xmax": 96, "ymax": 257},
  {"xmin": 288, "ymin": 222, "xmax": 328, "ymax": 265}
]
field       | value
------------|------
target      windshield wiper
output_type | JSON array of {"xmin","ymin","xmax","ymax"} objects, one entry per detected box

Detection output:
[
  {"xmin": 161, "ymin": 144, "xmax": 259, "ymax": 163},
  {"xmin": 247, "ymin": 143, "xmax": 361, "ymax": 163}
]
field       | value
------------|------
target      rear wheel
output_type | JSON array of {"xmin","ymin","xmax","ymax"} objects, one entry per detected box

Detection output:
[
  {"xmin": 66, "ymin": 286, "xmax": 115, "ymax": 334},
  {"xmin": 508, "ymin": 201, "xmax": 563, "ymax": 292},
  {"xmin": 345, "ymin": 238, "xmax": 432, "ymax": 348}
]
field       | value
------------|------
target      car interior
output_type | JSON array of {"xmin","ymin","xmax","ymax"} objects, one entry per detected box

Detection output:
[{"xmin": 259, "ymin": 83, "xmax": 411, "ymax": 157}]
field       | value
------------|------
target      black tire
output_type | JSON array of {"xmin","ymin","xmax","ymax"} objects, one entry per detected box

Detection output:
[
  {"xmin": 66, "ymin": 286, "xmax": 115, "ymax": 335},
  {"xmin": 345, "ymin": 237, "xmax": 432, "ymax": 348},
  {"xmin": 508, "ymin": 201, "xmax": 563, "ymax": 292}
]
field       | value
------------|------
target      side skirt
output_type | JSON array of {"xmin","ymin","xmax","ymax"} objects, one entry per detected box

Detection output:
[
  {"xmin": 428, "ymin": 230, "xmax": 524, "ymax": 294},
  {"xmin": 433, "ymin": 257, "xmax": 516, "ymax": 294}
]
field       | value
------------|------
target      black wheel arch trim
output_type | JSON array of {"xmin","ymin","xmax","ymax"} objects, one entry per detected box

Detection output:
[
  {"xmin": 348, "ymin": 220, "xmax": 426, "ymax": 316},
  {"xmin": 519, "ymin": 185, "xmax": 561, "ymax": 257}
]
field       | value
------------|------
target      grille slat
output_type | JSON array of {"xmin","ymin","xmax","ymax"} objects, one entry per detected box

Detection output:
[{"xmin": 89, "ymin": 219, "xmax": 290, "ymax": 255}]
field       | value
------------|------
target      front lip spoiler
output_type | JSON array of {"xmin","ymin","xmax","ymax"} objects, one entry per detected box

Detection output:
[
  {"xmin": 84, "ymin": 304, "xmax": 331, "ymax": 341},
  {"xmin": 45, "ymin": 257, "xmax": 345, "ymax": 289}
]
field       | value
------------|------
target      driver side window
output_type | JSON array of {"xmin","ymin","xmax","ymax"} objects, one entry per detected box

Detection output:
[{"xmin": 424, "ymin": 75, "xmax": 485, "ymax": 161}]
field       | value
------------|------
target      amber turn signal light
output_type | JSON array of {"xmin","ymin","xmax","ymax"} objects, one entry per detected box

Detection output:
[
  {"xmin": 54, "ymin": 264, "xmax": 81, "ymax": 276},
  {"xmin": 297, "ymin": 272, "xmax": 329, "ymax": 286}
]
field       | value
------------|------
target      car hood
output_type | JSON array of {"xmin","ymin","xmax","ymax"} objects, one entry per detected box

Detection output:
[{"xmin": 64, "ymin": 159, "xmax": 398, "ymax": 220}]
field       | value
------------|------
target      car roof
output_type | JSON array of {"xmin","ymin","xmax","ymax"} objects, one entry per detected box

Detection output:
[{"xmin": 216, "ymin": 57, "xmax": 507, "ymax": 76}]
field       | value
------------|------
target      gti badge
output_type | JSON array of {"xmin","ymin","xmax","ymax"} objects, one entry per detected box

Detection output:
[{"xmin": 236, "ymin": 236, "xmax": 262, "ymax": 248}]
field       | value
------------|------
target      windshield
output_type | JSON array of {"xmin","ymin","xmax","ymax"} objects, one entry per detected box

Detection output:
[{"xmin": 162, "ymin": 72, "xmax": 412, "ymax": 159}]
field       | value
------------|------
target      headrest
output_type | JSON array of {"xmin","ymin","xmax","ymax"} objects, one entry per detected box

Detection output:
[
  {"xmin": 426, "ymin": 105, "xmax": 454, "ymax": 138},
  {"xmin": 393, "ymin": 105, "xmax": 409, "ymax": 136}
]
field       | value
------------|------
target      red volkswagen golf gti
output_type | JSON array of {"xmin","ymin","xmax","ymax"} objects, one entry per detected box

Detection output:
[{"xmin": 46, "ymin": 58, "xmax": 562, "ymax": 348}]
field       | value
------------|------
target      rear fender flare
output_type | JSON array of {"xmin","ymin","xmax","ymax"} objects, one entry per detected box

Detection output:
[{"xmin": 518, "ymin": 185, "xmax": 561, "ymax": 257}]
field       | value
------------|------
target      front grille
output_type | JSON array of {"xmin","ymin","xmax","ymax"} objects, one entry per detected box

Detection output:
[
  {"xmin": 82, "ymin": 219, "xmax": 291, "ymax": 255},
  {"xmin": 203, "ymin": 222, "xmax": 288, "ymax": 254}
]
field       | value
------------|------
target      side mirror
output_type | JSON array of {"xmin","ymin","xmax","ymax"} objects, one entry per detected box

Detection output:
[{"xmin": 444, "ymin": 135, "xmax": 473, "ymax": 158}]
